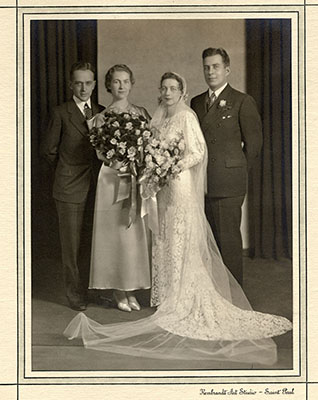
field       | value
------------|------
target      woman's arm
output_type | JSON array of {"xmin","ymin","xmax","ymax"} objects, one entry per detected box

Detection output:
[{"xmin": 178, "ymin": 112, "xmax": 206, "ymax": 171}]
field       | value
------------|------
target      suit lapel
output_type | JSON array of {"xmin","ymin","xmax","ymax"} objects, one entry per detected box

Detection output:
[
  {"xmin": 195, "ymin": 91, "xmax": 209, "ymax": 121},
  {"xmin": 202, "ymin": 84, "xmax": 233, "ymax": 125},
  {"xmin": 91, "ymin": 101, "xmax": 101, "ymax": 117},
  {"xmin": 67, "ymin": 100, "xmax": 89, "ymax": 137}
]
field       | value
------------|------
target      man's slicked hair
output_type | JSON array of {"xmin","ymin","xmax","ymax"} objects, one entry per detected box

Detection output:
[
  {"xmin": 202, "ymin": 48, "xmax": 230, "ymax": 67},
  {"xmin": 70, "ymin": 62, "xmax": 96, "ymax": 80}
]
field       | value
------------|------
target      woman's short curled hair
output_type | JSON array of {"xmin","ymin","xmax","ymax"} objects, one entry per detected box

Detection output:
[
  {"xmin": 104, "ymin": 64, "xmax": 135, "ymax": 93},
  {"xmin": 160, "ymin": 72, "xmax": 184, "ymax": 93}
]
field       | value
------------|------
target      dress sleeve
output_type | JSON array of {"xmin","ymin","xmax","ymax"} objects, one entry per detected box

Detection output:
[
  {"xmin": 179, "ymin": 111, "xmax": 206, "ymax": 170},
  {"xmin": 135, "ymin": 105, "xmax": 151, "ymax": 121},
  {"xmin": 142, "ymin": 107, "xmax": 151, "ymax": 122}
]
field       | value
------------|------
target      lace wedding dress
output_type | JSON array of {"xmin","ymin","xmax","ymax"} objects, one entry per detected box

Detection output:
[{"xmin": 64, "ymin": 106, "xmax": 292, "ymax": 365}]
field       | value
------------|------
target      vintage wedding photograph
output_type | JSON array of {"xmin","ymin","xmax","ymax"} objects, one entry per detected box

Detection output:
[{"xmin": 29, "ymin": 15, "xmax": 295, "ymax": 374}]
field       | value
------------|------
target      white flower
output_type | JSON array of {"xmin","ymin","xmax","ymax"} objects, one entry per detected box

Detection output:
[
  {"xmin": 112, "ymin": 121, "xmax": 120, "ymax": 127},
  {"xmin": 128, "ymin": 146, "xmax": 136, "ymax": 154},
  {"xmin": 150, "ymin": 138, "xmax": 160, "ymax": 147},
  {"xmin": 106, "ymin": 149, "xmax": 115, "ymax": 159},
  {"xmin": 127, "ymin": 146, "xmax": 137, "ymax": 159},
  {"xmin": 118, "ymin": 142, "xmax": 127, "ymax": 149},
  {"xmin": 156, "ymin": 167, "xmax": 162, "ymax": 175},
  {"xmin": 137, "ymin": 137, "xmax": 143, "ymax": 145},
  {"xmin": 114, "ymin": 129, "xmax": 121, "ymax": 138},
  {"xmin": 119, "ymin": 148, "xmax": 126, "ymax": 155},
  {"xmin": 110, "ymin": 138, "xmax": 117, "ymax": 145},
  {"xmin": 125, "ymin": 122, "xmax": 133, "ymax": 130},
  {"xmin": 178, "ymin": 140, "xmax": 185, "ymax": 151},
  {"xmin": 219, "ymin": 99, "xmax": 227, "ymax": 107},
  {"xmin": 145, "ymin": 154, "xmax": 153, "ymax": 162},
  {"xmin": 143, "ymin": 130, "xmax": 151, "ymax": 139},
  {"xmin": 155, "ymin": 155, "xmax": 165, "ymax": 166}
]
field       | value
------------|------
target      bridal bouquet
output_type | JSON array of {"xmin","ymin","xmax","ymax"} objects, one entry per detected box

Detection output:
[
  {"xmin": 139, "ymin": 129, "xmax": 186, "ymax": 199},
  {"xmin": 88, "ymin": 111, "xmax": 151, "ymax": 175}
]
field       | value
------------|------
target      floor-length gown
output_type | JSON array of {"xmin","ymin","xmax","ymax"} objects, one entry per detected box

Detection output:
[
  {"xmin": 89, "ymin": 104, "xmax": 151, "ymax": 291},
  {"xmin": 65, "ymin": 107, "xmax": 292, "ymax": 365}
]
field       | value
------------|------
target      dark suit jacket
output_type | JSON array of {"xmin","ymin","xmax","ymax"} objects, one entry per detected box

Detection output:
[
  {"xmin": 191, "ymin": 84, "xmax": 262, "ymax": 197},
  {"xmin": 40, "ymin": 99, "xmax": 105, "ymax": 203}
]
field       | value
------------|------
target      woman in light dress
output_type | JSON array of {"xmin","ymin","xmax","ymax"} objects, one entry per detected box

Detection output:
[
  {"xmin": 65, "ymin": 72, "xmax": 292, "ymax": 365},
  {"xmin": 88, "ymin": 64, "xmax": 151, "ymax": 312}
]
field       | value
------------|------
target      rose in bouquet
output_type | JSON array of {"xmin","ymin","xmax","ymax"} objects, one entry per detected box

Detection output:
[
  {"xmin": 88, "ymin": 111, "xmax": 151, "ymax": 176},
  {"xmin": 139, "ymin": 129, "xmax": 186, "ymax": 199}
]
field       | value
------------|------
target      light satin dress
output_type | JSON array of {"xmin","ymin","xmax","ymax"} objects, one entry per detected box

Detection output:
[{"xmin": 89, "ymin": 104, "xmax": 151, "ymax": 291}]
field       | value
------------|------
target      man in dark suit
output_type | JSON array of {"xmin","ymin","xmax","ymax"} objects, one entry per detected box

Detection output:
[
  {"xmin": 191, "ymin": 47, "xmax": 262, "ymax": 285},
  {"xmin": 41, "ymin": 62, "xmax": 104, "ymax": 310}
]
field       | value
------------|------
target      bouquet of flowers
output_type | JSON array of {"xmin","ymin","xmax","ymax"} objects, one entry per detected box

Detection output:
[
  {"xmin": 88, "ymin": 111, "xmax": 151, "ymax": 176},
  {"xmin": 139, "ymin": 128, "xmax": 186, "ymax": 199}
]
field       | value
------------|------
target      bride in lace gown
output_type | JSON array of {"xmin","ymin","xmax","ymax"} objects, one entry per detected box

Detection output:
[{"xmin": 64, "ymin": 72, "xmax": 292, "ymax": 365}]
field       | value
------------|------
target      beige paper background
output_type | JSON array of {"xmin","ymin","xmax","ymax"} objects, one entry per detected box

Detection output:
[
  {"xmin": 306, "ymin": 3, "xmax": 318, "ymax": 383},
  {"xmin": 0, "ymin": 6, "xmax": 17, "ymax": 385},
  {"xmin": 0, "ymin": 0, "xmax": 316, "ymax": 398}
]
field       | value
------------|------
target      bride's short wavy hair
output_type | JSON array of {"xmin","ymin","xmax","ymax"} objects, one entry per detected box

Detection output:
[
  {"xmin": 159, "ymin": 72, "xmax": 184, "ymax": 93},
  {"xmin": 104, "ymin": 64, "xmax": 135, "ymax": 93}
]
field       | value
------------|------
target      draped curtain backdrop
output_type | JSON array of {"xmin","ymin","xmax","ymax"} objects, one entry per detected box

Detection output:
[
  {"xmin": 246, "ymin": 19, "xmax": 292, "ymax": 259},
  {"xmin": 31, "ymin": 20, "xmax": 97, "ymax": 258}
]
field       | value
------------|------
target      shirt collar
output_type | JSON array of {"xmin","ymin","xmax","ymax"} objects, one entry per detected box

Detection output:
[
  {"xmin": 73, "ymin": 95, "xmax": 92, "ymax": 111},
  {"xmin": 208, "ymin": 82, "xmax": 228, "ymax": 99}
]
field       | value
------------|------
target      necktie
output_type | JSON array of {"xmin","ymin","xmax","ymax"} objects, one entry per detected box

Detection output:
[
  {"xmin": 84, "ymin": 103, "xmax": 92, "ymax": 120},
  {"xmin": 207, "ymin": 92, "xmax": 217, "ymax": 110}
]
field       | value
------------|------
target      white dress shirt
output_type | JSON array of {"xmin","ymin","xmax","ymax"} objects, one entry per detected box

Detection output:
[
  {"xmin": 208, "ymin": 82, "xmax": 228, "ymax": 99},
  {"xmin": 73, "ymin": 95, "xmax": 92, "ymax": 116}
]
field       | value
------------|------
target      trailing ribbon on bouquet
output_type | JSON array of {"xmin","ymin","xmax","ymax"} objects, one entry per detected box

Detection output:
[
  {"xmin": 139, "ymin": 185, "xmax": 159, "ymax": 235},
  {"xmin": 140, "ymin": 196, "xmax": 159, "ymax": 235},
  {"xmin": 114, "ymin": 162, "xmax": 138, "ymax": 229}
]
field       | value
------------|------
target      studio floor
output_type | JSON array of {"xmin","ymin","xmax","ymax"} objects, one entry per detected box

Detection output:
[{"xmin": 31, "ymin": 256, "xmax": 293, "ymax": 372}]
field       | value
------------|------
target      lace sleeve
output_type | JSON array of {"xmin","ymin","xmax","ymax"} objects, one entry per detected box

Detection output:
[{"xmin": 179, "ymin": 111, "xmax": 206, "ymax": 170}]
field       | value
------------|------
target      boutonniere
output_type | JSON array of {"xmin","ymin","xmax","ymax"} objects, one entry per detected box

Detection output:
[
  {"xmin": 218, "ymin": 99, "xmax": 232, "ymax": 110},
  {"xmin": 218, "ymin": 100, "xmax": 233, "ymax": 119}
]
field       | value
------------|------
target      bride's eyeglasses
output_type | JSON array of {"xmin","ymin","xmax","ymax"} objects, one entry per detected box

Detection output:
[{"xmin": 159, "ymin": 86, "xmax": 180, "ymax": 93}]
